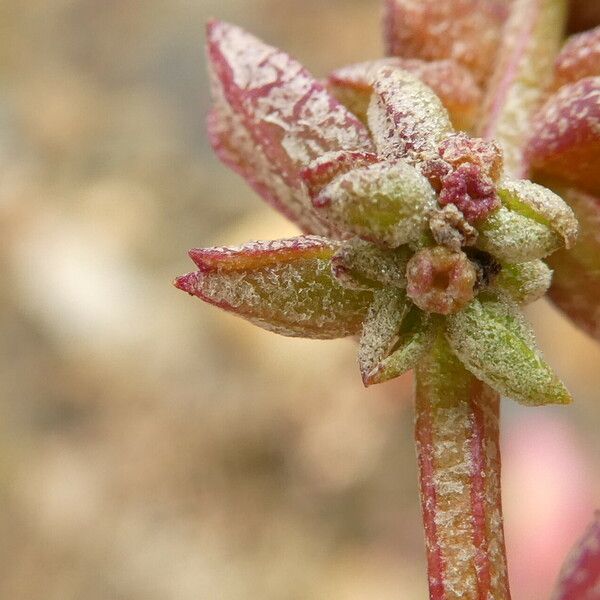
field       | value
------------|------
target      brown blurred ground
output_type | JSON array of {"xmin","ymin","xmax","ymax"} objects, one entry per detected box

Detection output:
[{"xmin": 0, "ymin": 2, "xmax": 598, "ymax": 599}]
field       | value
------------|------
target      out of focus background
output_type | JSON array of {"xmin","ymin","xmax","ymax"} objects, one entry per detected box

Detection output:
[{"xmin": 1, "ymin": 1, "xmax": 599, "ymax": 599}]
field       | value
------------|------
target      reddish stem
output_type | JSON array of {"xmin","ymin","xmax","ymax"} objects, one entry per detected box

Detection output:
[{"xmin": 415, "ymin": 338, "xmax": 511, "ymax": 599}]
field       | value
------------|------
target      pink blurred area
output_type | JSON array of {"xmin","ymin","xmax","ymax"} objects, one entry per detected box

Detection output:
[{"xmin": 0, "ymin": 1, "xmax": 598, "ymax": 599}]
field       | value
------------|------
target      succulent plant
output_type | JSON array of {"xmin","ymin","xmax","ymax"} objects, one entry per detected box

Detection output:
[{"xmin": 175, "ymin": 1, "xmax": 600, "ymax": 598}]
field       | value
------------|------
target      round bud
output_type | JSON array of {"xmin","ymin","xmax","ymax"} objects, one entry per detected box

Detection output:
[{"xmin": 406, "ymin": 246, "xmax": 477, "ymax": 315}]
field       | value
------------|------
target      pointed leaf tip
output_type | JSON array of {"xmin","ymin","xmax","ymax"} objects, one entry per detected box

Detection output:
[
  {"xmin": 174, "ymin": 272, "xmax": 199, "ymax": 294},
  {"xmin": 446, "ymin": 295, "xmax": 572, "ymax": 406},
  {"xmin": 206, "ymin": 20, "xmax": 374, "ymax": 236},
  {"xmin": 177, "ymin": 237, "xmax": 373, "ymax": 339}
]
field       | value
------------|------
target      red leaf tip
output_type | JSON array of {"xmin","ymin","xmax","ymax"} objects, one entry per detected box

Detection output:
[{"xmin": 173, "ymin": 272, "xmax": 199, "ymax": 295}]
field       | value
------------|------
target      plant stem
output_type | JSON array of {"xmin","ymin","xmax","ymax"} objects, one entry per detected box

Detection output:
[{"xmin": 415, "ymin": 337, "xmax": 511, "ymax": 599}]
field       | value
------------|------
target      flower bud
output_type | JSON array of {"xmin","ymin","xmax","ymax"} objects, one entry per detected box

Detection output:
[{"xmin": 406, "ymin": 247, "xmax": 477, "ymax": 315}]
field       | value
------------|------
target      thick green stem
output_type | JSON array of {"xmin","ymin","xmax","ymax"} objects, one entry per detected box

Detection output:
[{"xmin": 415, "ymin": 337, "xmax": 511, "ymax": 600}]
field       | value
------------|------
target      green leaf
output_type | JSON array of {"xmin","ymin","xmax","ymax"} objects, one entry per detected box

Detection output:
[
  {"xmin": 493, "ymin": 260, "xmax": 553, "ymax": 305},
  {"xmin": 445, "ymin": 295, "xmax": 571, "ymax": 405},
  {"xmin": 331, "ymin": 238, "xmax": 410, "ymax": 290},
  {"xmin": 359, "ymin": 290, "xmax": 436, "ymax": 386},
  {"xmin": 498, "ymin": 179, "xmax": 578, "ymax": 249},
  {"xmin": 313, "ymin": 161, "xmax": 437, "ymax": 247},
  {"xmin": 476, "ymin": 206, "xmax": 562, "ymax": 262},
  {"xmin": 174, "ymin": 236, "xmax": 373, "ymax": 339}
]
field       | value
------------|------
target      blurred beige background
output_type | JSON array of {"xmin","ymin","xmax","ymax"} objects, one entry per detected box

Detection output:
[{"xmin": 0, "ymin": 2, "xmax": 599, "ymax": 599}]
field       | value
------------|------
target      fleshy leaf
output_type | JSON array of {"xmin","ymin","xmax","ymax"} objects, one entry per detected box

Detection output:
[
  {"xmin": 313, "ymin": 161, "xmax": 437, "ymax": 247},
  {"xmin": 206, "ymin": 20, "xmax": 375, "ymax": 236},
  {"xmin": 367, "ymin": 67, "xmax": 453, "ymax": 162},
  {"xmin": 526, "ymin": 77, "xmax": 600, "ymax": 196},
  {"xmin": 476, "ymin": 206, "xmax": 562, "ymax": 262},
  {"xmin": 328, "ymin": 58, "xmax": 482, "ymax": 131},
  {"xmin": 549, "ymin": 189, "xmax": 600, "ymax": 340},
  {"xmin": 479, "ymin": 0, "xmax": 568, "ymax": 176},
  {"xmin": 554, "ymin": 26, "xmax": 600, "ymax": 89},
  {"xmin": 446, "ymin": 294, "xmax": 571, "ymax": 405},
  {"xmin": 362, "ymin": 300, "xmax": 437, "ymax": 386},
  {"xmin": 552, "ymin": 512, "xmax": 600, "ymax": 600},
  {"xmin": 175, "ymin": 236, "xmax": 373, "ymax": 339},
  {"xmin": 358, "ymin": 289, "xmax": 409, "ymax": 384},
  {"xmin": 498, "ymin": 179, "xmax": 578, "ymax": 249},
  {"xmin": 493, "ymin": 260, "xmax": 553, "ymax": 305},
  {"xmin": 299, "ymin": 150, "xmax": 379, "ymax": 199},
  {"xmin": 382, "ymin": 0, "xmax": 507, "ymax": 85},
  {"xmin": 331, "ymin": 238, "xmax": 410, "ymax": 290}
]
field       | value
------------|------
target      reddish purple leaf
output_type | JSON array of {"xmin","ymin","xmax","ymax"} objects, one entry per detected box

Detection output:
[
  {"xmin": 554, "ymin": 26, "xmax": 600, "ymax": 89},
  {"xmin": 526, "ymin": 77, "xmax": 600, "ymax": 196},
  {"xmin": 206, "ymin": 20, "xmax": 375, "ymax": 236},
  {"xmin": 552, "ymin": 512, "xmax": 600, "ymax": 600},
  {"xmin": 383, "ymin": 0, "xmax": 507, "ymax": 85},
  {"xmin": 367, "ymin": 66, "xmax": 453, "ymax": 162},
  {"xmin": 328, "ymin": 58, "xmax": 482, "ymax": 131},
  {"xmin": 299, "ymin": 150, "xmax": 379, "ymax": 199},
  {"xmin": 549, "ymin": 190, "xmax": 600, "ymax": 340},
  {"xmin": 175, "ymin": 236, "xmax": 373, "ymax": 339}
]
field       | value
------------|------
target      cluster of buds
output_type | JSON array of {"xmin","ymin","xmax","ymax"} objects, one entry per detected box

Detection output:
[{"xmin": 175, "ymin": 19, "xmax": 578, "ymax": 406}]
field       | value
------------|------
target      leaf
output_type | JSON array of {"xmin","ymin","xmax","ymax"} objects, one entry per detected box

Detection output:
[
  {"xmin": 361, "ymin": 296, "xmax": 438, "ymax": 386},
  {"xmin": 367, "ymin": 67, "xmax": 453, "ymax": 162},
  {"xmin": 498, "ymin": 179, "xmax": 578, "ymax": 249},
  {"xmin": 299, "ymin": 150, "xmax": 379, "ymax": 199},
  {"xmin": 552, "ymin": 512, "xmax": 600, "ymax": 600},
  {"xmin": 553, "ymin": 26, "xmax": 600, "ymax": 89},
  {"xmin": 313, "ymin": 161, "xmax": 437, "ymax": 247},
  {"xmin": 383, "ymin": 0, "xmax": 507, "ymax": 85},
  {"xmin": 548, "ymin": 189, "xmax": 600, "ymax": 340},
  {"xmin": 331, "ymin": 238, "xmax": 410, "ymax": 291},
  {"xmin": 206, "ymin": 20, "xmax": 375, "ymax": 236},
  {"xmin": 492, "ymin": 260, "xmax": 553, "ymax": 305},
  {"xmin": 358, "ymin": 289, "xmax": 409, "ymax": 383},
  {"xmin": 476, "ymin": 206, "xmax": 562, "ymax": 262},
  {"xmin": 526, "ymin": 76, "xmax": 600, "ymax": 196},
  {"xmin": 328, "ymin": 58, "xmax": 482, "ymax": 131},
  {"xmin": 174, "ymin": 236, "xmax": 373, "ymax": 339},
  {"xmin": 445, "ymin": 294, "xmax": 572, "ymax": 405},
  {"xmin": 479, "ymin": 0, "xmax": 568, "ymax": 176}
]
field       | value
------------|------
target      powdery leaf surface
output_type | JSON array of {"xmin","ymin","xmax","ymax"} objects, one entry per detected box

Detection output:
[
  {"xmin": 331, "ymin": 238, "xmax": 410, "ymax": 290},
  {"xmin": 493, "ymin": 260, "xmax": 553, "ymax": 305},
  {"xmin": 480, "ymin": 0, "xmax": 568, "ymax": 176},
  {"xmin": 328, "ymin": 58, "xmax": 482, "ymax": 131},
  {"xmin": 206, "ymin": 20, "xmax": 374, "ymax": 236},
  {"xmin": 554, "ymin": 26, "xmax": 600, "ymax": 89},
  {"xmin": 175, "ymin": 237, "xmax": 373, "ymax": 339},
  {"xmin": 358, "ymin": 289, "xmax": 409, "ymax": 383},
  {"xmin": 299, "ymin": 150, "xmax": 379, "ymax": 199},
  {"xmin": 498, "ymin": 179, "xmax": 579, "ymax": 249},
  {"xmin": 526, "ymin": 76, "xmax": 600, "ymax": 196},
  {"xmin": 367, "ymin": 67, "xmax": 453, "ymax": 163},
  {"xmin": 477, "ymin": 206, "xmax": 562, "ymax": 262},
  {"xmin": 446, "ymin": 295, "xmax": 571, "ymax": 405},
  {"xmin": 314, "ymin": 161, "xmax": 437, "ymax": 247},
  {"xmin": 552, "ymin": 512, "xmax": 600, "ymax": 600},
  {"xmin": 383, "ymin": 0, "xmax": 507, "ymax": 85}
]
